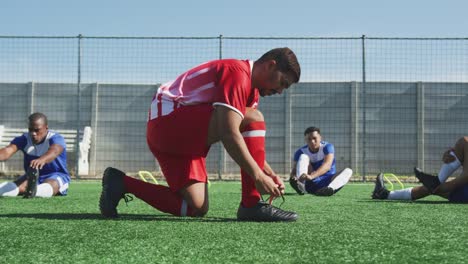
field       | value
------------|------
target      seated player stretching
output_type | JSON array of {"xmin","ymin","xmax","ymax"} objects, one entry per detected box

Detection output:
[
  {"xmin": 289, "ymin": 126, "xmax": 353, "ymax": 196},
  {"xmin": 373, "ymin": 136, "xmax": 468, "ymax": 203},
  {"xmin": 0, "ymin": 112, "xmax": 71, "ymax": 198}
]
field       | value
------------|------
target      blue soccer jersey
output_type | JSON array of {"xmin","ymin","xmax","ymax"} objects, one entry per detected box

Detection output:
[
  {"xmin": 11, "ymin": 130, "xmax": 70, "ymax": 178},
  {"xmin": 293, "ymin": 141, "xmax": 336, "ymax": 178}
]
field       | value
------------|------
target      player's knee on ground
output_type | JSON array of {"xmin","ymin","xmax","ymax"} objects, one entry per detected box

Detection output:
[{"xmin": 191, "ymin": 204, "xmax": 209, "ymax": 217}]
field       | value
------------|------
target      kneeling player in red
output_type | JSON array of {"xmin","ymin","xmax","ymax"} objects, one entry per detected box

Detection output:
[{"xmin": 99, "ymin": 48, "xmax": 301, "ymax": 221}]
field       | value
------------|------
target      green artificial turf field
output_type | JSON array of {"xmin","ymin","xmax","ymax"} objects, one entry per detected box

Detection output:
[{"xmin": 1, "ymin": 181, "xmax": 467, "ymax": 263}]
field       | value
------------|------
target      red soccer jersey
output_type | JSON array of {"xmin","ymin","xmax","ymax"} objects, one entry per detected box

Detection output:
[{"xmin": 149, "ymin": 59, "xmax": 259, "ymax": 120}]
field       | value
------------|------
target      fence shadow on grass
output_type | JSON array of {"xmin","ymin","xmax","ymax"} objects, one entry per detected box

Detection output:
[{"xmin": 0, "ymin": 212, "xmax": 238, "ymax": 222}]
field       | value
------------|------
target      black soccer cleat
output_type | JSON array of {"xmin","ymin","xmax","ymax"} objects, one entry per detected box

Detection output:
[
  {"xmin": 315, "ymin": 186, "xmax": 334, "ymax": 196},
  {"xmin": 289, "ymin": 177, "xmax": 305, "ymax": 195},
  {"xmin": 99, "ymin": 167, "xmax": 127, "ymax": 218},
  {"xmin": 237, "ymin": 200, "xmax": 298, "ymax": 222},
  {"xmin": 23, "ymin": 167, "xmax": 39, "ymax": 199},
  {"xmin": 414, "ymin": 167, "xmax": 440, "ymax": 193},
  {"xmin": 372, "ymin": 173, "xmax": 389, "ymax": 200}
]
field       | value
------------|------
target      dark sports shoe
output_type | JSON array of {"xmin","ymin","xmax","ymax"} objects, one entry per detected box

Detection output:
[
  {"xmin": 372, "ymin": 173, "xmax": 389, "ymax": 200},
  {"xmin": 237, "ymin": 200, "xmax": 298, "ymax": 222},
  {"xmin": 23, "ymin": 167, "xmax": 39, "ymax": 199},
  {"xmin": 289, "ymin": 177, "xmax": 305, "ymax": 195},
  {"xmin": 99, "ymin": 167, "xmax": 127, "ymax": 218},
  {"xmin": 414, "ymin": 167, "xmax": 440, "ymax": 193},
  {"xmin": 315, "ymin": 186, "xmax": 334, "ymax": 196}
]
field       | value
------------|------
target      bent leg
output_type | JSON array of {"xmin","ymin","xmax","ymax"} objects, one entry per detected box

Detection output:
[
  {"xmin": 125, "ymin": 151, "xmax": 209, "ymax": 217},
  {"xmin": 328, "ymin": 168, "xmax": 353, "ymax": 193},
  {"xmin": 0, "ymin": 181, "xmax": 19, "ymax": 196},
  {"xmin": 296, "ymin": 154, "xmax": 310, "ymax": 179},
  {"xmin": 238, "ymin": 109, "xmax": 264, "ymax": 207}
]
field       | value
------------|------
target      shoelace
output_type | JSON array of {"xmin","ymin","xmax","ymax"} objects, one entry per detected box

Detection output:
[
  {"xmin": 123, "ymin": 194, "xmax": 134, "ymax": 206},
  {"xmin": 261, "ymin": 193, "xmax": 286, "ymax": 208}
]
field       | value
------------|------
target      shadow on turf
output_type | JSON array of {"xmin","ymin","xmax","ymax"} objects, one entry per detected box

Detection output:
[
  {"xmin": 0, "ymin": 213, "xmax": 238, "ymax": 222},
  {"xmin": 358, "ymin": 199, "xmax": 452, "ymax": 204}
]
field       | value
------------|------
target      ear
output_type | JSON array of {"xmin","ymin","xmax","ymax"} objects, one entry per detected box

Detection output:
[{"xmin": 267, "ymin": 59, "xmax": 277, "ymax": 69}]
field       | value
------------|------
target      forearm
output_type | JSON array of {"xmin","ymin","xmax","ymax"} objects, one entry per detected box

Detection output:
[
  {"xmin": 0, "ymin": 146, "xmax": 16, "ymax": 161},
  {"xmin": 35, "ymin": 145, "xmax": 62, "ymax": 165},
  {"xmin": 263, "ymin": 161, "xmax": 274, "ymax": 176},
  {"xmin": 308, "ymin": 165, "xmax": 331, "ymax": 180}
]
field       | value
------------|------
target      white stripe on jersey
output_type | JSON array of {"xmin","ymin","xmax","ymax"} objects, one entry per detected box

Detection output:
[
  {"xmin": 184, "ymin": 82, "xmax": 216, "ymax": 99},
  {"xmin": 241, "ymin": 130, "xmax": 266, "ymax": 137},
  {"xmin": 187, "ymin": 67, "xmax": 211, "ymax": 80},
  {"xmin": 212, "ymin": 102, "xmax": 244, "ymax": 119}
]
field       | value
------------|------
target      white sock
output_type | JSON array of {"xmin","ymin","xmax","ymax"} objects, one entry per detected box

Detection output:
[
  {"xmin": 0, "ymin": 182, "xmax": 19, "ymax": 196},
  {"xmin": 438, "ymin": 151, "xmax": 461, "ymax": 183},
  {"xmin": 36, "ymin": 183, "xmax": 54, "ymax": 198},
  {"xmin": 296, "ymin": 154, "xmax": 310, "ymax": 179},
  {"xmin": 388, "ymin": 187, "xmax": 413, "ymax": 200},
  {"xmin": 328, "ymin": 168, "xmax": 353, "ymax": 190}
]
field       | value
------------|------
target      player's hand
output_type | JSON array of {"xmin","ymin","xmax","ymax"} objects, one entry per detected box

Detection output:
[
  {"xmin": 442, "ymin": 149, "xmax": 456, "ymax": 164},
  {"xmin": 299, "ymin": 173, "xmax": 311, "ymax": 182},
  {"xmin": 269, "ymin": 174, "xmax": 285, "ymax": 195},
  {"xmin": 263, "ymin": 169, "xmax": 285, "ymax": 195},
  {"xmin": 29, "ymin": 158, "xmax": 46, "ymax": 170},
  {"xmin": 255, "ymin": 174, "xmax": 282, "ymax": 197}
]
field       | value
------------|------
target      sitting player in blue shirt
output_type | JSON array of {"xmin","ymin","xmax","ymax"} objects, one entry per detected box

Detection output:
[
  {"xmin": 289, "ymin": 126, "xmax": 353, "ymax": 196},
  {"xmin": 0, "ymin": 112, "xmax": 71, "ymax": 198}
]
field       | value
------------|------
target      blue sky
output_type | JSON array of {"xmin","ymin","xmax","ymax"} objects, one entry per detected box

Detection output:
[{"xmin": 1, "ymin": 0, "xmax": 467, "ymax": 37}]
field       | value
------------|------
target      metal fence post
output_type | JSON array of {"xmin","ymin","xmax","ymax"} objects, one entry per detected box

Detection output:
[
  {"xmin": 417, "ymin": 82, "xmax": 425, "ymax": 170},
  {"xmin": 217, "ymin": 34, "xmax": 224, "ymax": 180},
  {"xmin": 351, "ymin": 81, "xmax": 359, "ymax": 175},
  {"xmin": 75, "ymin": 34, "xmax": 82, "ymax": 178},
  {"xmin": 361, "ymin": 35, "xmax": 367, "ymax": 182},
  {"xmin": 284, "ymin": 89, "xmax": 292, "ymax": 175}
]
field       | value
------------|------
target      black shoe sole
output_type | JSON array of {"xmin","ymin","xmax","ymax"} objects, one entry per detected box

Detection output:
[
  {"xmin": 289, "ymin": 178, "xmax": 305, "ymax": 195},
  {"xmin": 23, "ymin": 168, "xmax": 38, "ymax": 199},
  {"xmin": 99, "ymin": 168, "xmax": 122, "ymax": 218}
]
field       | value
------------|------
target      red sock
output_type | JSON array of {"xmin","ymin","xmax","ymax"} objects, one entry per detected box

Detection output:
[
  {"xmin": 240, "ymin": 121, "xmax": 266, "ymax": 207},
  {"xmin": 123, "ymin": 176, "xmax": 194, "ymax": 216}
]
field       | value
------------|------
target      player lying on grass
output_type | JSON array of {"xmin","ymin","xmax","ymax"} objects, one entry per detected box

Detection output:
[
  {"xmin": 99, "ymin": 48, "xmax": 301, "ymax": 221},
  {"xmin": 0, "ymin": 112, "xmax": 70, "ymax": 198},
  {"xmin": 289, "ymin": 126, "xmax": 353, "ymax": 196},
  {"xmin": 372, "ymin": 136, "xmax": 468, "ymax": 203}
]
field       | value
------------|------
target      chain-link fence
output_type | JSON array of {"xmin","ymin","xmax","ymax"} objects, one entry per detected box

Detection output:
[{"xmin": 1, "ymin": 35, "xmax": 467, "ymax": 180}]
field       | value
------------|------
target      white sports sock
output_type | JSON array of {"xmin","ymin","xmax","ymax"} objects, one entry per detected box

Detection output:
[
  {"xmin": 296, "ymin": 154, "xmax": 310, "ymax": 179},
  {"xmin": 328, "ymin": 168, "xmax": 353, "ymax": 190},
  {"xmin": 388, "ymin": 187, "xmax": 413, "ymax": 200},
  {"xmin": 438, "ymin": 151, "xmax": 461, "ymax": 183},
  {"xmin": 0, "ymin": 182, "xmax": 19, "ymax": 196},
  {"xmin": 36, "ymin": 183, "xmax": 54, "ymax": 198}
]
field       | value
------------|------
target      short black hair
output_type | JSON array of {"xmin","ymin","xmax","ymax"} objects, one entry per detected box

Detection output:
[
  {"xmin": 304, "ymin": 126, "xmax": 320, "ymax": 136},
  {"xmin": 28, "ymin": 112, "xmax": 48, "ymax": 125},
  {"xmin": 257, "ymin": 47, "xmax": 301, "ymax": 83}
]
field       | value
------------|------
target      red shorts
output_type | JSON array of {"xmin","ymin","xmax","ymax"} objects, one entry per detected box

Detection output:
[{"xmin": 147, "ymin": 104, "xmax": 213, "ymax": 191}]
